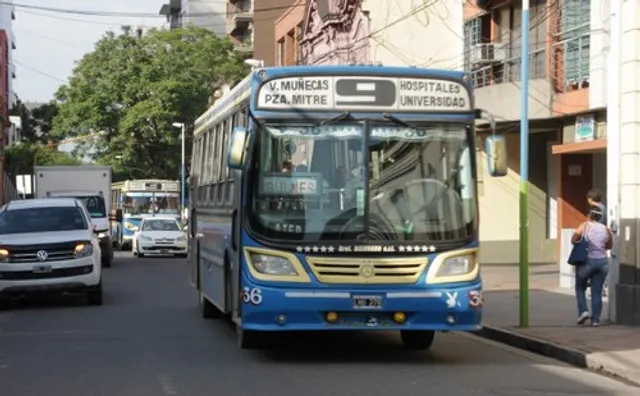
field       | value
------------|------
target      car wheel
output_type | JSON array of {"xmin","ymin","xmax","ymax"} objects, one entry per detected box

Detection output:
[
  {"xmin": 0, "ymin": 296, "xmax": 12, "ymax": 311},
  {"xmin": 102, "ymin": 255, "xmax": 112, "ymax": 268},
  {"xmin": 87, "ymin": 283, "xmax": 103, "ymax": 306}
]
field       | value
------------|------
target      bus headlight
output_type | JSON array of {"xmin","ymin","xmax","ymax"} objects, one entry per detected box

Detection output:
[
  {"xmin": 243, "ymin": 247, "xmax": 311, "ymax": 282},
  {"xmin": 427, "ymin": 249, "xmax": 479, "ymax": 284},
  {"xmin": 436, "ymin": 255, "xmax": 475, "ymax": 277},
  {"xmin": 249, "ymin": 254, "xmax": 298, "ymax": 275}
]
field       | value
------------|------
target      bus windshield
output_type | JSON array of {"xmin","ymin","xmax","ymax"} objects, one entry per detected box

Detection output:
[
  {"xmin": 123, "ymin": 193, "xmax": 180, "ymax": 216},
  {"xmin": 247, "ymin": 122, "xmax": 477, "ymax": 244}
]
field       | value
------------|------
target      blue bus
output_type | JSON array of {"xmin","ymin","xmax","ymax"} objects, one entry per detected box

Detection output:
[
  {"xmin": 111, "ymin": 179, "xmax": 181, "ymax": 250},
  {"xmin": 188, "ymin": 65, "xmax": 507, "ymax": 350}
]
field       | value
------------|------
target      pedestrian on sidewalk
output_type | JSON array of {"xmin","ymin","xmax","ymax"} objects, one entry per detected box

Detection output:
[
  {"xmin": 571, "ymin": 206, "xmax": 612, "ymax": 327},
  {"xmin": 586, "ymin": 188, "xmax": 607, "ymax": 226},
  {"xmin": 585, "ymin": 188, "xmax": 609, "ymax": 296}
]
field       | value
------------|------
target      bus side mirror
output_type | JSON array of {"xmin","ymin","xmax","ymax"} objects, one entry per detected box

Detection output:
[
  {"xmin": 485, "ymin": 135, "xmax": 508, "ymax": 177},
  {"xmin": 475, "ymin": 108, "xmax": 507, "ymax": 177},
  {"xmin": 227, "ymin": 126, "xmax": 252, "ymax": 170}
]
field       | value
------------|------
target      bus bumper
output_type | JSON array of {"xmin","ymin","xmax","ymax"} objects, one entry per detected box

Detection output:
[{"xmin": 240, "ymin": 279, "xmax": 483, "ymax": 332}]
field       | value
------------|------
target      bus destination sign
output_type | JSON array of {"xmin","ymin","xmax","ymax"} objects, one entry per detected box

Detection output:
[{"xmin": 256, "ymin": 76, "xmax": 471, "ymax": 112}]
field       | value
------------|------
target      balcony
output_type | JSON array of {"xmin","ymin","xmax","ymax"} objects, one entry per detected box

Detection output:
[
  {"xmin": 469, "ymin": 49, "xmax": 554, "ymax": 121},
  {"xmin": 233, "ymin": 34, "xmax": 253, "ymax": 54},
  {"xmin": 227, "ymin": 1, "xmax": 253, "ymax": 36}
]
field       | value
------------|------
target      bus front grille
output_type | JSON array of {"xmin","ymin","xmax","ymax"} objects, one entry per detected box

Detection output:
[{"xmin": 305, "ymin": 256, "xmax": 428, "ymax": 284}]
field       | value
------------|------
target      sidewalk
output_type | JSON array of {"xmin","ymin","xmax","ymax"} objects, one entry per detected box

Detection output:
[{"xmin": 478, "ymin": 264, "xmax": 640, "ymax": 386}]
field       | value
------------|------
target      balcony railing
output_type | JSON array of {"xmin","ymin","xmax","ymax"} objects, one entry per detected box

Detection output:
[{"xmin": 467, "ymin": 48, "xmax": 546, "ymax": 89}]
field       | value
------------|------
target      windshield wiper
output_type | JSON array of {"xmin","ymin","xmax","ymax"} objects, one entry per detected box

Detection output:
[
  {"xmin": 320, "ymin": 112, "xmax": 354, "ymax": 125},
  {"xmin": 382, "ymin": 113, "xmax": 410, "ymax": 127}
]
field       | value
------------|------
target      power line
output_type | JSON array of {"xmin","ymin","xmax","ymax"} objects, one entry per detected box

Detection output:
[
  {"xmin": 18, "ymin": 5, "xmax": 305, "ymax": 29},
  {"xmin": 14, "ymin": 59, "xmax": 67, "ymax": 83},
  {"xmin": 15, "ymin": 25, "xmax": 87, "ymax": 50},
  {"xmin": 2, "ymin": 1, "xmax": 306, "ymax": 19}
]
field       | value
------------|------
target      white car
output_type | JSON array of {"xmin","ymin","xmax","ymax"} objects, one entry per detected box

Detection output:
[
  {"xmin": 132, "ymin": 217, "xmax": 188, "ymax": 258},
  {"xmin": 0, "ymin": 198, "xmax": 103, "ymax": 309}
]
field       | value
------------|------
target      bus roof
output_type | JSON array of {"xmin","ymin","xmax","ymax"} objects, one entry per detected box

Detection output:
[{"xmin": 194, "ymin": 65, "xmax": 474, "ymax": 135}]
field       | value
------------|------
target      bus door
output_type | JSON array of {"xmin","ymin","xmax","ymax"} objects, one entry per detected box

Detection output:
[
  {"xmin": 188, "ymin": 205, "xmax": 199, "ymax": 288},
  {"xmin": 230, "ymin": 169, "xmax": 243, "ymax": 321}
]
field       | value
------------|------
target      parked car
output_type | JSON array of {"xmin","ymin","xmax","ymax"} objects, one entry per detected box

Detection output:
[
  {"xmin": 132, "ymin": 217, "xmax": 188, "ymax": 258},
  {"xmin": 0, "ymin": 198, "xmax": 103, "ymax": 309}
]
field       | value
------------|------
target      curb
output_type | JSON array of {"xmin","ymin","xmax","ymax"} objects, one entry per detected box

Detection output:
[{"xmin": 474, "ymin": 326, "xmax": 640, "ymax": 386}]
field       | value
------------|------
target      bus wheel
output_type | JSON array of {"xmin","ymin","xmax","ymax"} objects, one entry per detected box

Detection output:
[
  {"xmin": 199, "ymin": 292, "xmax": 222, "ymax": 318},
  {"xmin": 400, "ymin": 330, "xmax": 435, "ymax": 350},
  {"xmin": 236, "ymin": 325, "xmax": 263, "ymax": 349}
]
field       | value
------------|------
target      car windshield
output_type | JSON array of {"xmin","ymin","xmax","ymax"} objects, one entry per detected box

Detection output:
[
  {"xmin": 74, "ymin": 195, "xmax": 107, "ymax": 218},
  {"xmin": 247, "ymin": 122, "xmax": 477, "ymax": 243},
  {"xmin": 0, "ymin": 206, "xmax": 88, "ymax": 234},
  {"xmin": 141, "ymin": 219, "xmax": 180, "ymax": 231}
]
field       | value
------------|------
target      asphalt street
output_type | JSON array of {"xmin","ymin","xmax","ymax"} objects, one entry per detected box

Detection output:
[{"xmin": 0, "ymin": 252, "xmax": 637, "ymax": 396}]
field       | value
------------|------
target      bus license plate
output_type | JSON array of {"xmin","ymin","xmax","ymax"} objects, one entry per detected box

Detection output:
[{"xmin": 352, "ymin": 295, "xmax": 382, "ymax": 309}]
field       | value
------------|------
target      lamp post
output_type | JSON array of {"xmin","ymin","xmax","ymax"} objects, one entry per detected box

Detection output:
[
  {"xmin": 172, "ymin": 122, "xmax": 186, "ymax": 219},
  {"xmin": 518, "ymin": 0, "xmax": 531, "ymax": 327}
]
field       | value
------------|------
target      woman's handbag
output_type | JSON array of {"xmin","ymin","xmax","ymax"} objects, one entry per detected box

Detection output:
[{"xmin": 567, "ymin": 224, "xmax": 589, "ymax": 266}]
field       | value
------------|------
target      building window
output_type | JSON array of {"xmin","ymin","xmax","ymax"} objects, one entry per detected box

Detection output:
[
  {"xmin": 277, "ymin": 39, "xmax": 285, "ymax": 66},
  {"xmin": 464, "ymin": 1, "xmax": 548, "ymax": 89},
  {"xmin": 552, "ymin": 0, "xmax": 590, "ymax": 92},
  {"xmin": 463, "ymin": 18, "xmax": 482, "ymax": 72}
]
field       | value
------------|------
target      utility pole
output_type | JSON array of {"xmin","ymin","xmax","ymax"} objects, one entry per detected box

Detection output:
[
  {"xmin": 172, "ymin": 122, "xmax": 186, "ymax": 218},
  {"xmin": 606, "ymin": 0, "xmax": 621, "ymax": 324},
  {"xmin": 518, "ymin": 0, "xmax": 531, "ymax": 328}
]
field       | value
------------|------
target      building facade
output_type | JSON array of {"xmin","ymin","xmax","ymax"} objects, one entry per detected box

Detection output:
[
  {"xmin": 274, "ymin": 0, "xmax": 305, "ymax": 66},
  {"xmin": 159, "ymin": 0, "xmax": 182, "ymax": 30},
  {"xmin": 463, "ymin": 0, "xmax": 607, "ymax": 266},
  {"xmin": 180, "ymin": 0, "xmax": 227, "ymax": 37},
  {"xmin": 0, "ymin": 1, "xmax": 16, "ymax": 205},
  {"xmin": 228, "ymin": 0, "xmax": 297, "ymax": 65},
  {"xmin": 294, "ymin": 0, "xmax": 464, "ymax": 68}
]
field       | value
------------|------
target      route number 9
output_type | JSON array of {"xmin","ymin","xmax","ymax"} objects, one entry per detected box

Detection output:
[
  {"xmin": 243, "ymin": 287, "xmax": 263, "ymax": 305},
  {"xmin": 335, "ymin": 79, "xmax": 397, "ymax": 107}
]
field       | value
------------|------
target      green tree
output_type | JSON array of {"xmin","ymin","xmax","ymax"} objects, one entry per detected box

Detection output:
[
  {"xmin": 52, "ymin": 25, "xmax": 250, "ymax": 180},
  {"xmin": 31, "ymin": 102, "xmax": 60, "ymax": 141},
  {"xmin": 4, "ymin": 143, "xmax": 81, "ymax": 180},
  {"xmin": 9, "ymin": 98, "xmax": 37, "ymax": 142},
  {"xmin": 8, "ymin": 98, "xmax": 61, "ymax": 144}
]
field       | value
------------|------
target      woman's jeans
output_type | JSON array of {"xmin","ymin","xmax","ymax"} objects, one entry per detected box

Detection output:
[{"xmin": 575, "ymin": 257, "xmax": 609, "ymax": 322}]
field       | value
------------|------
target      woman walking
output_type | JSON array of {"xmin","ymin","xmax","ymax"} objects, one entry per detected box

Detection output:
[{"xmin": 571, "ymin": 206, "xmax": 612, "ymax": 326}]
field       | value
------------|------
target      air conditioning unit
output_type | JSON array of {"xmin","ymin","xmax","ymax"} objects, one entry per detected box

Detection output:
[{"xmin": 470, "ymin": 43, "xmax": 507, "ymax": 65}]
